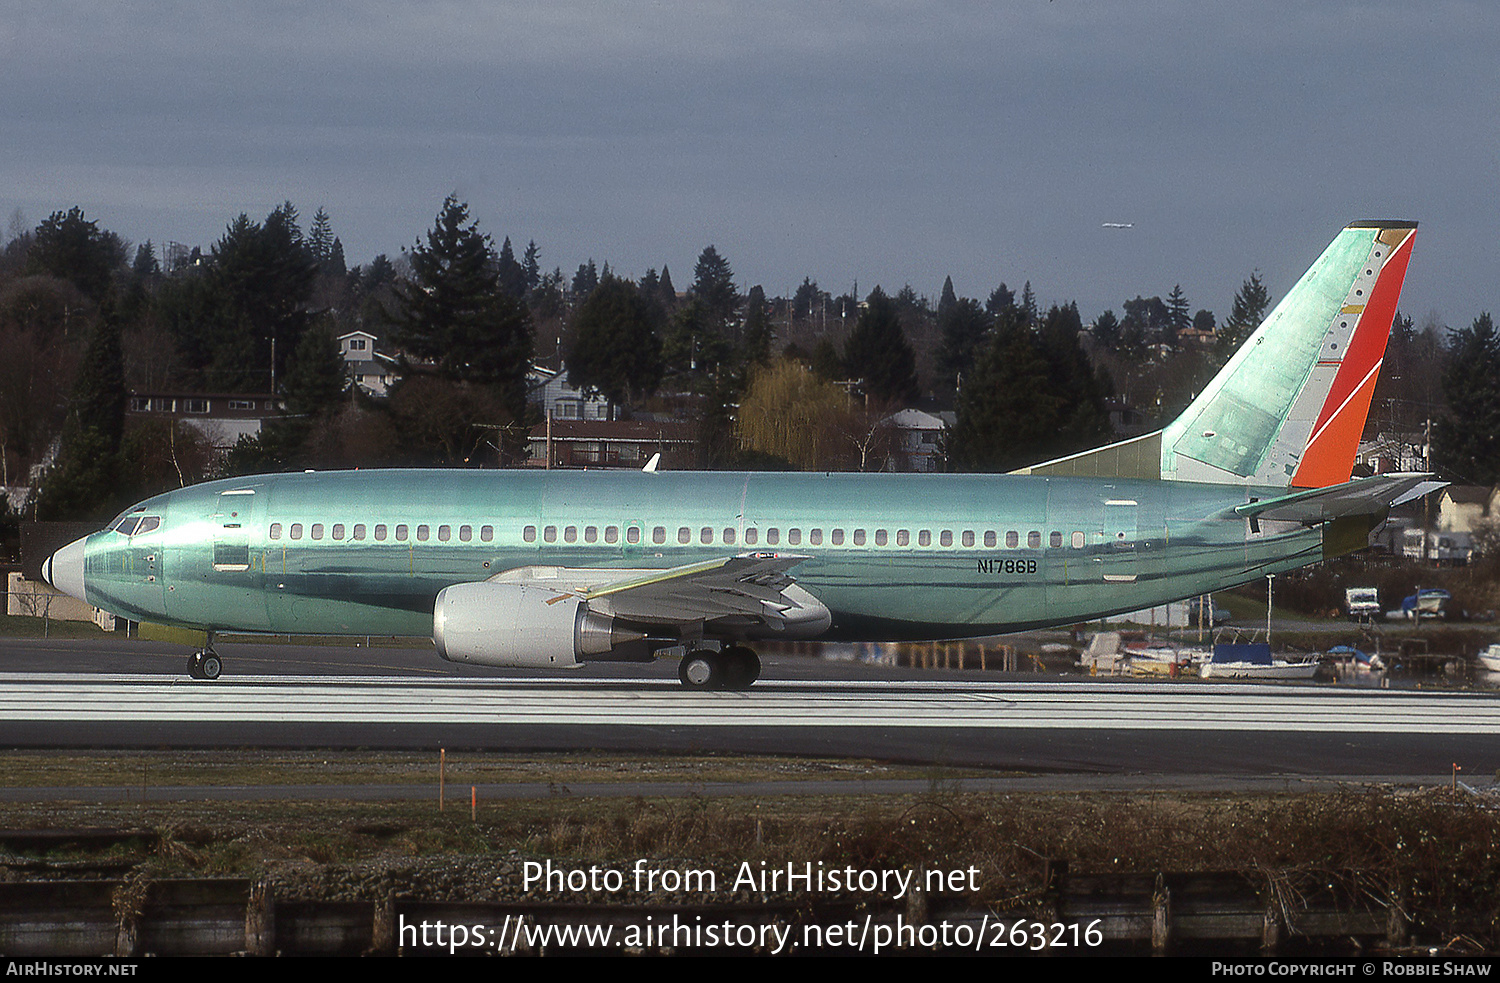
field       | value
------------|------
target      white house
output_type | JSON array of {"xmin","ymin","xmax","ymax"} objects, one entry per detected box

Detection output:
[{"xmin": 338, "ymin": 330, "xmax": 399, "ymax": 397}]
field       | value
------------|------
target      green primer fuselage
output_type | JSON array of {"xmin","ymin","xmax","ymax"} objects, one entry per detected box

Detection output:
[{"xmin": 80, "ymin": 469, "xmax": 1322, "ymax": 640}]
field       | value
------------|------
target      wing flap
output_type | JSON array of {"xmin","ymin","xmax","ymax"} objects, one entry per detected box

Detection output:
[{"xmin": 493, "ymin": 553, "xmax": 821, "ymax": 630}]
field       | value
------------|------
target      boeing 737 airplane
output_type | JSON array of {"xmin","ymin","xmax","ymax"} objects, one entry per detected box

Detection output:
[{"xmin": 43, "ymin": 221, "xmax": 1433, "ymax": 688}]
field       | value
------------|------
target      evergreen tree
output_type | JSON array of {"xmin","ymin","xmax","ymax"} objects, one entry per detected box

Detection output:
[
  {"xmin": 1166, "ymin": 284, "xmax": 1192, "ymax": 340},
  {"xmin": 1217, "ymin": 272, "xmax": 1270, "ymax": 360},
  {"xmin": 1037, "ymin": 302, "xmax": 1111, "ymax": 450},
  {"xmin": 690, "ymin": 245, "xmax": 737, "ymax": 330},
  {"xmin": 308, "ymin": 208, "xmax": 334, "ymax": 263},
  {"xmin": 986, "ymin": 283, "xmax": 1015, "ymax": 317},
  {"xmin": 571, "ymin": 259, "xmax": 599, "ymax": 301},
  {"xmin": 937, "ymin": 275, "xmax": 958, "ymax": 323},
  {"xmin": 522, "ymin": 240, "xmax": 541, "ymax": 292},
  {"xmin": 657, "ymin": 265, "xmax": 677, "ymax": 310},
  {"xmin": 1092, "ymin": 309, "xmax": 1121, "ymax": 350},
  {"xmin": 793, "ymin": 277, "xmax": 822, "ymax": 322},
  {"xmin": 936, "ymin": 296, "xmax": 989, "ymax": 391},
  {"xmin": 948, "ymin": 309, "xmax": 1059, "ymax": 472},
  {"xmin": 566, "ymin": 275, "xmax": 662, "ymax": 409},
  {"xmin": 741, "ymin": 285, "xmax": 772, "ymax": 366},
  {"xmin": 26, "ymin": 207, "xmax": 123, "ymax": 302},
  {"xmin": 1434, "ymin": 313, "xmax": 1500, "ymax": 484},
  {"xmin": 386, "ymin": 196, "xmax": 533, "ymax": 460},
  {"xmin": 843, "ymin": 287, "xmax": 919, "ymax": 405},
  {"xmin": 498, "ymin": 237, "xmax": 527, "ymax": 299},
  {"xmin": 33, "ymin": 309, "xmax": 126, "ymax": 520}
]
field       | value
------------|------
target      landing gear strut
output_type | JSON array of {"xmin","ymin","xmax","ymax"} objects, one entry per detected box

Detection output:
[
  {"xmin": 677, "ymin": 645, "xmax": 760, "ymax": 690},
  {"xmin": 188, "ymin": 633, "xmax": 222, "ymax": 680}
]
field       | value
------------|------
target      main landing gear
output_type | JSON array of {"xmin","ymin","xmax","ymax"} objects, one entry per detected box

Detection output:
[
  {"xmin": 678, "ymin": 645, "xmax": 760, "ymax": 690},
  {"xmin": 188, "ymin": 633, "xmax": 222, "ymax": 680}
]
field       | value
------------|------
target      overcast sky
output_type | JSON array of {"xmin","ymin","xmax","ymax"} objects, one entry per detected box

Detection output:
[{"xmin": 3, "ymin": 1, "xmax": 1495, "ymax": 328}]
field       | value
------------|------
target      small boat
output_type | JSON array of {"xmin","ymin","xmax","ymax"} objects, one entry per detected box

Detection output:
[
  {"xmin": 1477, "ymin": 644, "xmax": 1500, "ymax": 673},
  {"xmin": 1401, "ymin": 588, "xmax": 1451, "ymax": 621},
  {"xmin": 1200, "ymin": 642, "xmax": 1320, "ymax": 680}
]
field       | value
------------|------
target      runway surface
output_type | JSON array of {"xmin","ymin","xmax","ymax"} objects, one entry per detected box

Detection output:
[{"xmin": 2, "ymin": 636, "xmax": 1498, "ymax": 774}]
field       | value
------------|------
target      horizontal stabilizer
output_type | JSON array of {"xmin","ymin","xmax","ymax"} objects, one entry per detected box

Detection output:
[{"xmin": 1232, "ymin": 473, "xmax": 1441, "ymax": 525}]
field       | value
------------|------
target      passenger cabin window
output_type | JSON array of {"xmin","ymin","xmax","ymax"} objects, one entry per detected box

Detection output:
[
  {"xmin": 940, "ymin": 530, "xmax": 953, "ymax": 547},
  {"xmin": 395, "ymin": 524, "xmax": 409, "ymax": 541},
  {"xmin": 919, "ymin": 530, "xmax": 931, "ymax": 547},
  {"xmin": 584, "ymin": 526, "xmax": 597, "ymax": 543},
  {"xmin": 701, "ymin": 527, "xmax": 713, "ymax": 544},
  {"xmin": 606, "ymin": 526, "xmax": 619, "ymax": 544},
  {"xmin": 563, "ymin": 526, "xmax": 576, "ymax": 543},
  {"xmin": 723, "ymin": 528, "xmax": 736, "ymax": 545},
  {"xmin": 831, "ymin": 529, "xmax": 844, "ymax": 546},
  {"xmin": 875, "ymin": 530, "xmax": 887, "ymax": 546},
  {"xmin": 353, "ymin": 524, "xmax": 366, "ymax": 540},
  {"xmin": 311, "ymin": 523, "xmax": 324, "ymax": 540},
  {"xmin": 481, "ymin": 525, "xmax": 493, "ymax": 542},
  {"xmin": 459, "ymin": 525, "xmax": 471, "ymax": 542},
  {"xmin": 1028, "ymin": 531, "xmax": 1041, "ymax": 549},
  {"xmin": 745, "ymin": 528, "xmax": 758, "ymax": 545},
  {"xmin": 269, "ymin": 523, "xmax": 282, "ymax": 540},
  {"xmin": 896, "ymin": 530, "xmax": 909, "ymax": 546},
  {"xmin": 543, "ymin": 526, "xmax": 556, "ymax": 543},
  {"xmin": 1072, "ymin": 531, "xmax": 1085, "ymax": 549},
  {"xmin": 809, "ymin": 529, "xmax": 822, "ymax": 545},
  {"xmin": 375, "ymin": 524, "xmax": 388, "ymax": 541},
  {"xmin": 962, "ymin": 531, "xmax": 975, "ymax": 548},
  {"xmin": 1050, "ymin": 531, "xmax": 1063, "ymax": 548},
  {"xmin": 984, "ymin": 531, "xmax": 996, "ymax": 548},
  {"xmin": 439, "ymin": 525, "xmax": 452, "ymax": 542},
  {"xmin": 653, "ymin": 526, "xmax": 666, "ymax": 545},
  {"xmin": 853, "ymin": 530, "xmax": 866, "ymax": 546},
  {"xmin": 290, "ymin": 523, "xmax": 303, "ymax": 540},
  {"xmin": 524, "ymin": 525, "xmax": 537, "ymax": 543},
  {"xmin": 332, "ymin": 524, "xmax": 345, "ymax": 540},
  {"xmin": 417, "ymin": 525, "xmax": 430, "ymax": 542},
  {"xmin": 1006, "ymin": 531, "xmax": 1018, "ymax": 548},
  {"xmin": 678, "ymin": 527, "xmax": 691, "ymax": 544},
  {"xmin": 626, "ymin": 526, "xmax": 640, "ymax": 544},
  {"xmin": 767, "ymin": 529, "xmax": 779, "ymax": 545}
]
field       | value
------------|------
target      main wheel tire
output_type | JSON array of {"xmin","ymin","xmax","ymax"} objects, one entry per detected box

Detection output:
[
  {"xmin": 678, "ymin": 651, "xmax": 718, "ymax": 689},
  {"xmin": 720, "ymin": 646, "xmax": 760, "ymax": 690},
  {"xmin": 200, "ymin": 654, "xmax": 222, "ymax": 680}
]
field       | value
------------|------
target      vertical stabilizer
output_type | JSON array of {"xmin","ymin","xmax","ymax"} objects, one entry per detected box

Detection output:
[{"xmin": 1160, "ymin": 221, "xmax": 1416, "ymax": 487}]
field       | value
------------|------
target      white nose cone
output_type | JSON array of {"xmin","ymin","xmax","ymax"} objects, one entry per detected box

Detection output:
[{"xmin": 46, "ymin": 537, "xmax": 87, "ymax": 602}]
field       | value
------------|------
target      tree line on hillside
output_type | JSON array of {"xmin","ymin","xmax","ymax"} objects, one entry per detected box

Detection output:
[{"xmin": 0, "ymin": 197, "xmax": 1484, "ymax": 527}]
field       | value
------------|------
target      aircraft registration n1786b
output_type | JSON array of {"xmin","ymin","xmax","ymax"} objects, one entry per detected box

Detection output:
[{"xmin": 44, "ymin": 221, "xmax": 1434, "ymax": 688}]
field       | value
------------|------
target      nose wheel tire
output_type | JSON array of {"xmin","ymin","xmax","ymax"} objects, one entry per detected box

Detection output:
[{"xmin": 189, "ymin": 650, "xmax": 223, "ymax": 680}]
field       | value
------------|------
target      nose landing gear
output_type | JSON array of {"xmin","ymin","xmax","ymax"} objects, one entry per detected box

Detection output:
[{"xmin": 188, "ymin": 633, "xmax": 222, "ymax": 679}]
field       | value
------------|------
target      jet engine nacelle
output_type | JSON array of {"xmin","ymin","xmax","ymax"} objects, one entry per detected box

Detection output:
[{"xmin": 432, "ymin": 581, "xmax": 640, "ymax": 668}]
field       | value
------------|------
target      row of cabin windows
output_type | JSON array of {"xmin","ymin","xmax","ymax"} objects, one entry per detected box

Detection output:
[
  {"xmin": 519, "ymin": 525, "xmax": 1088, "ymax": 550},
  {"xmin": 267, "ymin": 522, "xmax": 1090, "ymax": 550},
  {"xmin": 268, "ymin": 522, "xmax": 496, "ymax": 543}
]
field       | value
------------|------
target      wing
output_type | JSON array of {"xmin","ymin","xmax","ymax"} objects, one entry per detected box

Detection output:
[{"xmin": 490, "ymin": 552, "xmax": 829, "ymax": 634}]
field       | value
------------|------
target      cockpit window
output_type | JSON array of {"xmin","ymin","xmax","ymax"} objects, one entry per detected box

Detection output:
[
  {"xmin": 110, "ymin": 509, "xmax": 146, "ymax": 535},
  {"xmin": 134, "ymin": 516, "xmax": 161, "ymax": 535}
]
